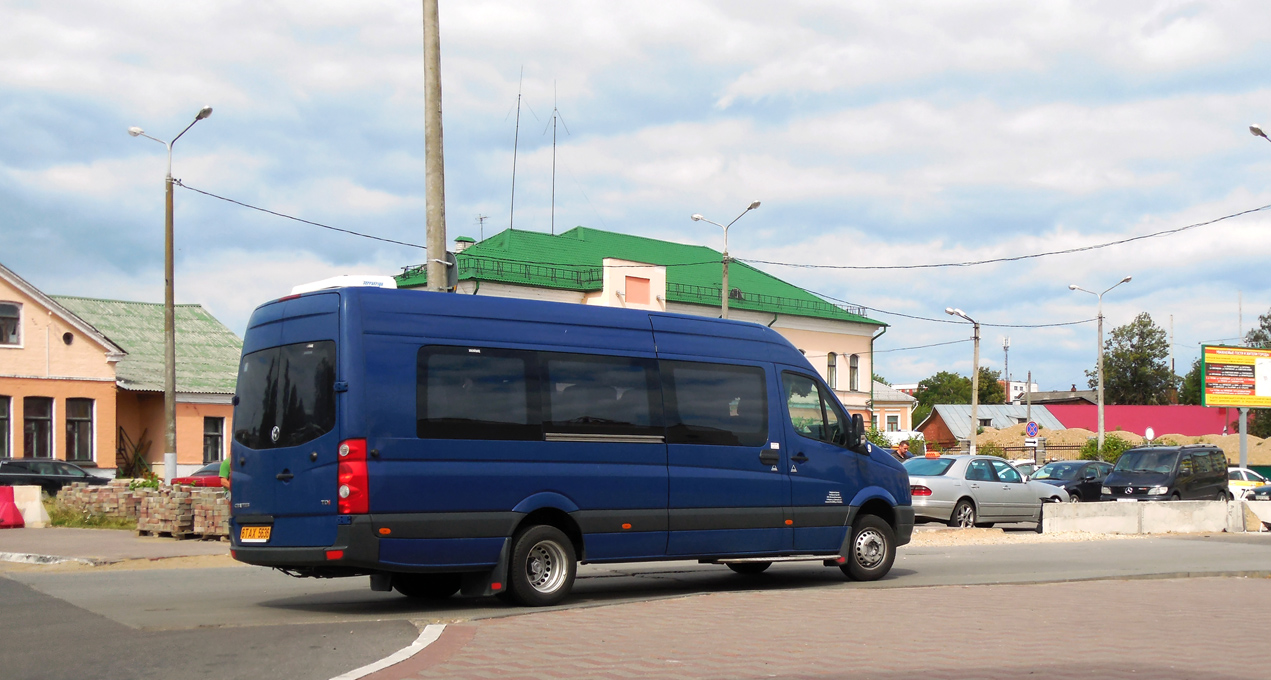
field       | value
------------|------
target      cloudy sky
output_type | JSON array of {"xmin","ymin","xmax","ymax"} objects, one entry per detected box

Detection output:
[{"xmin": 3, "ymin": 1, "xmax": 1270, "ymax": 389}]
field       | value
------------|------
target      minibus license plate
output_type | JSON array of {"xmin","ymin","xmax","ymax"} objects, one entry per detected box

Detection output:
[
  {"xmin": 1116, "ymin": 498, "xmax": 1139, "ymax": 502},
  {"xmin": 240, "ymin": 526, "xmax": 272, "ymax": 542}
]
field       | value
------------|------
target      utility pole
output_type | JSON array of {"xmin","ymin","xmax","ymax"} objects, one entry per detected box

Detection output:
[
  {"xmin": 423, "ymin": 0, "xmax": 448, "ymax": 292},
  {"xmin": 1026, "ymin": 370, "xmax": 1032, "ymax": 424}
]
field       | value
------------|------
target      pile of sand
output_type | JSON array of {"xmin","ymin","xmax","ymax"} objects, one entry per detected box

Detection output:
[{"xmin": 963, "ymin": 424, "xmax": 1269, "ymax": 464}]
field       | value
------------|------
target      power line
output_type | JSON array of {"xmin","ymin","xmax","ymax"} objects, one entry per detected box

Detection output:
[
  {"xmin": 738, "ymin": 202, "xmax": 1271, "ymax": 271},
  {"xmin": 874, "ymin": 338, "xmax": 973, "ymax": 353},
  {"xmin": 174, "ymin": 180, "xmax": 427, "ymax": 250},
  {"xmin": 806, "ymin": 288, "xmax": 1096, "ymax": 328}
]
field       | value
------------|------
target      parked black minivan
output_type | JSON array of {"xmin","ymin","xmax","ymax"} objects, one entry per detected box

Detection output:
[{"xmin": 1100, "ymin": 445, "xmax": 1230, "ymax": 501}]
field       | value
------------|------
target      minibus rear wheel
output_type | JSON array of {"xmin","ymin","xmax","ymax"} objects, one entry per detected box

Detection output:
[
  {"xmin": 393, "ymin": 573, "xmax": 462, "ymax": 599},
  {"xmin": 503, "ymin": 524, "xmax": 577, "ymax": 607}
]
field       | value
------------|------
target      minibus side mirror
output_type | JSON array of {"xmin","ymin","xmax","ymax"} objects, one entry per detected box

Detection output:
[{"xmin": 849, "ymin": 413, "xmax": 865, "ymax": 452}]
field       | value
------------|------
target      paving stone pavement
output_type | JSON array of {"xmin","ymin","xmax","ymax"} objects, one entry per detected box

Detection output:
[{"xmin": 374, "ymin": 577, "xmax": 1265, "ymax": 679}]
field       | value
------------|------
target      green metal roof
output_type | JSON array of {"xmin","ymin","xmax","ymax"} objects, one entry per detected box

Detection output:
[
  {"xmin": 51, "ymin": 296, "xmax": 242, "ymax": 394},
  {"xmin": 398, "ymin": 227, "xmax": 883, "ymax": 326}
]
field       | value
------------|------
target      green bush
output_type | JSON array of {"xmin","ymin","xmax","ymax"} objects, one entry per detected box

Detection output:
[
  {"xmin": 43, "ymin": 498, "xmax": 136, "ymax": 531},
  {"xmin": 906, "ymin": 437, "xmax": 926, "ymax": 455},
  {"xmin": 864, "ymin": 428, "xmax": 891, "ymax": 449},
  {"xmin": 128, "ymin": 472, "xmax": 160, "ymax": 491},
  {"xmin": 1080, "ymin": 433, "xmax": 1134, "ymax": 463},
  {"xmin": 978, "ymin": 441, "xmax": 1006, "ymax": 458}
]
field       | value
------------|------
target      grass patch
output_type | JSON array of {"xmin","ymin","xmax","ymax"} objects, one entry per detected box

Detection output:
[{"xmin": 43, "ymin": 498, "xmax": 137, "ymax": 531}]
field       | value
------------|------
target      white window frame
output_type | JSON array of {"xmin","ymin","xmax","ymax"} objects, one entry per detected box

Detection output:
[{"xmin": 0, "ymin": 301, "xmax": 22, "ymax": 349}]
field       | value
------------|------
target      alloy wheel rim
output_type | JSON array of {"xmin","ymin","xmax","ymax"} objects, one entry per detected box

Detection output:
[
  {"xmin": 956, "ymin": 505, "xmax": 974, "ymax": 527},
  {"xmin": 854, "ymin": 529, "xmax": 886, "ymax": 569},
  {"xmin": 525, "ymin": 540, "xmax": 567, "ymax": 593}
]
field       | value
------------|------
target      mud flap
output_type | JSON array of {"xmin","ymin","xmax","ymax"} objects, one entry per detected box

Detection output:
[
  {"xmin": 460, "ymin": 537, "xmax": 511, "ymax": 597},
  {"xmin": 369, "ymin": 573, "xmax": 393, "ymax": 592}
]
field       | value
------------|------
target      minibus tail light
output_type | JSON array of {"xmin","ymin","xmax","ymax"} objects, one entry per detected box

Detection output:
[{"xmin": 337, "ymin": 438, "xmax": 369, "ymax": 515}]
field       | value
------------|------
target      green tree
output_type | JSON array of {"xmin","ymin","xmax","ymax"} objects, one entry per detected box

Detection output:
[
  {"xmin": 977, "ymin": 367, "xmax": 1006, "ymax": 405},
  {"xmin": 912, "ymin": 370, "xmax": 972, "ymax": 425},
  {"xmin": 1080, "ymin": 432, "xmax": 1134, "ymax": 463},
  {"xmin": 872, "ymin": 373, "xmax": 890, "ymax": 386},
  {"xmin": 1178, "ymin": 357, "xmax": 1202, "ymax": 405},
  {"xmin": 1085, "ymin": 312, "xmax": 1175, "ymax": 405},
  {"xmin": 1246, "ymin": 307, "xmax": 1271, "ymax": 348}
]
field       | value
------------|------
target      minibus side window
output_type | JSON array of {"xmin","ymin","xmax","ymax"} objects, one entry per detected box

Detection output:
[
  {"xmin": 416, "ymin": 347, "xmax": 541, "ymax": 440},
  {"xmin": 543, "ymin": 354, "xmax": 662, "ymax": 438},
  {"xmin": 662, "ymin": 361, "xmax": 768, "ymax": 447}
]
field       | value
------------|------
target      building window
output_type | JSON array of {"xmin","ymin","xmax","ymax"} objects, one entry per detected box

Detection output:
[
  {"xmin": 65, "ymin": 398, "xmax": 93, "ymax": 462},
  {"xmin": 625, "ymin": 276, "xmax": 650, "ymax": 305},
  {"xmin": 0, "ymin": 396, "xmax": 9, "ymax": 458},
  {"xmin": 203, "ymin": 417, "xmax": 225, "ymax": 463},
  {"xmin": 827, "ymin": 353, "xmax": 837, "ymax": 390},
  {"xmin": 0, "ymin": 302, "xmax": 19, "ymax": 346},
  {"xmin": 871, "ymin": 414, "xmax": 878, "ymax": 430},
  {"xmin": 887, "ymin": 415, "xmax": 900, "ymax": 432},
  {"xmin": 849, "ymin": 354, "xmax": 860, "ymax": 392},
  {"xmin": 23, "ymin": 397, "xmax": 53, "ymax": 459},
  {"xmin": 979, "ymin": 418, "xmax": 993, "ymax": 427}
]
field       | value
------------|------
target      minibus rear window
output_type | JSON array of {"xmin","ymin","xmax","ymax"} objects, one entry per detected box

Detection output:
[
  {"xmin": 662, "ymin": 361, "xmax": 768, "ymax": 447},
  {"xmin": 233, "ymin": 341, "xmax": 337, "ymax": 450}
]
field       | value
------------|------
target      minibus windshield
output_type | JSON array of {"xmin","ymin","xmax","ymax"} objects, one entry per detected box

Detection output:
[{"xmin": 233, "ymin": 341, "xmax": 336, "ymax": 449}]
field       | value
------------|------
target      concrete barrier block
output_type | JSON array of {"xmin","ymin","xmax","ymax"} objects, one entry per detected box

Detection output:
[
  {"xmin": 1043, "ymin": 501, "xmax": 1141, "ymax": 534},
  {"xmin": 1140, "ymin": 500, "xmax": 1226, "ymax": 533},
  {"xmin": 12, "ymin": 486, "xmax": 50, "ymax": 529},
  {"xmin": 1246, "ymin": 501, "xmax": 1271, "ymax": 528}
]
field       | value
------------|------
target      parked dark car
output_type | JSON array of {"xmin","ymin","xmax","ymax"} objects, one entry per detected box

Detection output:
[
  {"xmin": 0, "ymin": 459, "xmax": 110, "ymax": 495},
  {"xmin": 1245, "ymin": 485, "xmax": 1271, "ymax": 501},
  {"xmin": 1100, "ymin": 445, "xmax": 1229, "ymax": 501},
  {"xmin": 171, "ymin": 461, "xmax": 224, "ymax": 487},
  {"xmin": 1031, "ymin": 460, "xmax": 1113, "ymax": 502}
]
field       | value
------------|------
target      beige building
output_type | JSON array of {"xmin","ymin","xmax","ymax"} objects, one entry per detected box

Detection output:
[
  {"xmin": 399, "ymin": 227, "xmax": 888, "ymax": 420},
  {"xmin": 0, "ymin": 262, "xmax": 240, "ymax": 477}
]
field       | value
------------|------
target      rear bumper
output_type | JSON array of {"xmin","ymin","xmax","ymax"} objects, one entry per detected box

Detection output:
[
  {"xmin": 232, "ymin": 516, "xmax": 382, "ymax": 574},
  {"xmin": 911, "ymin": 498, "xmax": 955, "ymax": 522}
]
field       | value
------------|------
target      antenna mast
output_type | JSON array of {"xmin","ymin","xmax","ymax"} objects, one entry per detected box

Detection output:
[
  {"xmin": 545, "ymin": 82, "xmax": 571, "ymax": 236},
  {"xmin": 509, "ymin": 67, "xmax": 524, "ymax": 232},
  {"xmin": 476, "ymin": 214, "xmax": 487, "ymax": 241}
]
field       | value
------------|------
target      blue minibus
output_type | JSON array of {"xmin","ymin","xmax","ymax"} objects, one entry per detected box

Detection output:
[{"xmin": 229, "ymin": 287, "xmax": 912, "ymax": 606}]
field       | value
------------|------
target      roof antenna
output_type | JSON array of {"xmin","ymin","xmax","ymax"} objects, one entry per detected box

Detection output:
[
  {"xmin": 543, "ymin": 81, "xmax": 571, "ymax": 236},
  {"xmin": 476, "ymin": 214, "xmax": 487, "ymax": 241}
]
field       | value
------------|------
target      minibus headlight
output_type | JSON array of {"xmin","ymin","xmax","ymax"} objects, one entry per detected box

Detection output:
[
  {"xmin": 1101, "ymin": 486, "xmax": 1111, "ymax": 495},
  {"xmin": 1147, "ymin": 486, "xmax": 1169, "ymax": 495}
]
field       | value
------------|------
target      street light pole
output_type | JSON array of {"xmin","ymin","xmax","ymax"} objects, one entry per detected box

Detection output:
[
  {"xmin": 691, "ymin": 200, "xmax": 760, "ymax": 319},
  {"xmin": 945, "ymin": 308, "xmax": 980, "ymax": 455},
  {"xmin": 129, "ymin": 106, "xmax": 213, "ymax": 484},
  {"xmin": 1069, "ymin": 276, "xmax": 1132, "ymax": 454}
]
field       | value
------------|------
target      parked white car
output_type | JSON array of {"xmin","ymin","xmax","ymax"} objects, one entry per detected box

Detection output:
[{"xmin": 1228, "ymin": 467, "xmax": 1270, "ymax": 499}]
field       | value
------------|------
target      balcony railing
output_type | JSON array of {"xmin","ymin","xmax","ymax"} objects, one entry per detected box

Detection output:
[
  {"xmin": 667, "ymin": 282, "xmax": 867, "ymax": 318},
  {"xmin": 401, "ymin": 256, "xmax": 604, "ymax": 290}
]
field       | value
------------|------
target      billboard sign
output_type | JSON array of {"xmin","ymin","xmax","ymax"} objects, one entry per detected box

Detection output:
[{"xmin": 1201, "ymin": 345, "xmax": 1271, "ymax": 408}]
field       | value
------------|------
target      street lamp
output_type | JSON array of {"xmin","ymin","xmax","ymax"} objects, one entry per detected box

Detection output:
[
  {"xmin": 945, "ymin": 307, "xmax": 981, "ymax": 455},
  {"xmin": 1252, "ymin": 124, "xmax": 1270, "ymax": 143},
  {"xmin": 128, "ymin": 105, "xmax": 213, "ymax": 484},
  {"xmin": 1069, "ymin": 276, "xmax": 1132, "ymax": 454},
  {"xmin": 691, "ymin": 200, "xmax": 761, "ymax": 319}
]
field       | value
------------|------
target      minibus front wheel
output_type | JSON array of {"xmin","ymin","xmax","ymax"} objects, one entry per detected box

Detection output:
[{"xmin": 502, "ymin": 524, "xmax": 578, "ymax": 607}]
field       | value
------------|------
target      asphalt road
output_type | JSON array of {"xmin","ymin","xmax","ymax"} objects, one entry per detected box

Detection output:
[{"xmin": 3, "ymin": 532, "xmax": 1270, "ymax": 680}]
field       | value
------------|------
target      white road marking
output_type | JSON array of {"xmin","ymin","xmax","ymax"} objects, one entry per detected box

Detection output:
[{"xmin": 328, "ymin": 623, "xmax": 447, "ymax": 680}]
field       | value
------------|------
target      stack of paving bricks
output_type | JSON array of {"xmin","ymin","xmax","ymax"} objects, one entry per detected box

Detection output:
[
  {"xmin": 137, "ymin": 486, "xmax": 195, "ymax": 537},
  {"xmin": 191, "ymin": 487, "xmax": 230, "ymax": 539},
  {"xmin": 57, "ymin": 482, "xmax": 229, "ymax": 539}
]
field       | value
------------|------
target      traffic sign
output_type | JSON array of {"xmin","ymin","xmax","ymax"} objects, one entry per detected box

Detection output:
[{"xmin": 1025, "ymin": 421, "xmax": 1039, "ymax": 438}]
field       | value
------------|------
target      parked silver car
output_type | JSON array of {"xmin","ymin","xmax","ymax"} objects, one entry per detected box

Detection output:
[{"xmin": 904, "ymin": 455, "xmax": 1069, "ymax": 528}]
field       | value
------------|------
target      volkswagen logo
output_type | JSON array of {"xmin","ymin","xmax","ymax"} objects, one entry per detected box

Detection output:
[{"xmin": 271, "ymin": 425, "xmax": 280, "ymax": 442}]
